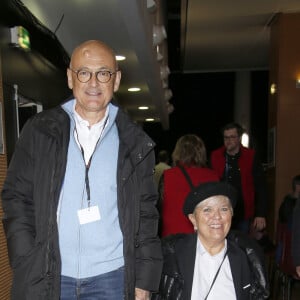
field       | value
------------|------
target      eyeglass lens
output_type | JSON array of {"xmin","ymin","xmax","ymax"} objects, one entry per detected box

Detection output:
[{"xmin": 76, "ymin": 70, "xmax": 113, "ymax": 83}]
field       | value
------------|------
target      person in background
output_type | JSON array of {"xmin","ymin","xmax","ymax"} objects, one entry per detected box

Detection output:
[
  {"xmin": 210, "ymin": 122, "xmax": 267, "ymax": 233},
  {"xmin": 152, "ymin": 181, "xmax": 269, "ymax": 300},
  {"xmin": 154, "ymin": 150, "xmax": 171, "ymax": 187},
  {"xmin": 160, "ymin": 134, "xmax": 219, "ymax": 237},
  {"xmin": 1, "ymin": 40, "xmax": 162, "ymax": 300},
  {"xmin": 291, "ymin": 176, "xmax": 300, "ymax": 277},
  {"xmin": 274, "ymin": 175, "xmax": 300, "ymax": 279},
  {"xmin": 279, "ymin": 174, "xmax": 300, "ymax": 226}
]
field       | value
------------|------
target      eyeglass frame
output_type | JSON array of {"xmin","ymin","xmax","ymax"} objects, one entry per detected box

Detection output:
[
  {"xmin": 69, "ymin": 67, "xmax": 118, "ymax": 83},
  {"xmin": 223, "ymin": 135, "xmax": 239, "ymax": 140}
]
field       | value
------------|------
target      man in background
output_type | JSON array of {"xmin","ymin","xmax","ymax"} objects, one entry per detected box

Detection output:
[
  {"xmin": 210, "ymin": 122, "xmax": 267, "ymax": 233},
  {"xmin": 2, "ymin": 40, "xmax": 162, "ymax": 300}
]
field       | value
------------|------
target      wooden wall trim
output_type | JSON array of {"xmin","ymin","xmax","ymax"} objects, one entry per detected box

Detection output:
[{"xmin": 0, "ymin": 48, "xmax": 12, "ymax": 299}]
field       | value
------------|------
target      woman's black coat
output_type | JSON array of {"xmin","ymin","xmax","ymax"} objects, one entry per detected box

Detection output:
[{"xmin": 153, "ymin": 231, "xmax": 269, "ymax": 300}]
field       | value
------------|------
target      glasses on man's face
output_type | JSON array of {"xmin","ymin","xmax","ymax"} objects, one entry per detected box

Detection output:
[
  {"xmin": 223, "ymin": 135, "xmax": 239, "ymax": 140},
  {"xmin": 69, "ymin": 68, "xmax": 118, "ymax": 83}
]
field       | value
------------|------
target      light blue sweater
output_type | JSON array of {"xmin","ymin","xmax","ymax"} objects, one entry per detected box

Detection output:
[{"xmin": 58, "ymin": 100, "xmax": 124, "ymax": 278}]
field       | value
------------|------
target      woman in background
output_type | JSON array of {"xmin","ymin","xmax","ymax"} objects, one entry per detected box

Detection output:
[{"xmin": 160, "ymin": 134, "xmax": 219, "ymax": 237}]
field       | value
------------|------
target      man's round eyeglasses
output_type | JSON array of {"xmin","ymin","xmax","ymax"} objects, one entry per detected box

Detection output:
[{"xmin": 69, "ymin": 68, "xmax": 118, "ymax": 83}]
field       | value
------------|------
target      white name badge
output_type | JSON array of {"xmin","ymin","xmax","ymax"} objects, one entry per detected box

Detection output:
[{"xmin": 77, "ymin": 206, "xmax": 101, "ymax": 225}]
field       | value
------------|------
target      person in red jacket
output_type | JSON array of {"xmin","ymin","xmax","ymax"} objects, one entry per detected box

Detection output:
[
  {"xmin": 210, "ymin": 122, "xmax": 267, "ymax": 233},
  {"xmin": 160, "ymin": 134, "xmax": 219, "ymax": 237}
]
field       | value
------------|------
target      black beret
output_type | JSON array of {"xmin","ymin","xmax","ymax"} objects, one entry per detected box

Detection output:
[{"xmin": 183, "ymin": 181, "xmax": 237, "ymax": 215}]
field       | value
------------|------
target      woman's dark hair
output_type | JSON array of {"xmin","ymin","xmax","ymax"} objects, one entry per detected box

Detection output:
[{"xmin": 172, "ymin": 134, "xmax": 207, "ymax": 167}]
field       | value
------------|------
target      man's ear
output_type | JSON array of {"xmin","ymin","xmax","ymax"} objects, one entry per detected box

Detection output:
[
  {"xmin": 113, "ymin": 70, "xmax": 121, "ymax": 92},
  {"xmin": 67, "ymin": 68, "xmax": 73, "ymax": 89}
]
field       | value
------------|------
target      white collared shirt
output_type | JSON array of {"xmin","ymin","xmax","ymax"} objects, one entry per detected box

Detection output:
[
  {"xmin": 191, "ymin": 238, "xmax": 236, "ymax": 300},
  {"xmin": 73, "ymin": 105, "xmax": 109, "ymax": 164}
]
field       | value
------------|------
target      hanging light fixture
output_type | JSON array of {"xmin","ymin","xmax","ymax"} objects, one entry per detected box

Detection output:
[
  {"xmin": 153, "ymin": 25, "xmax": 167, "ymax": 46},
  {"xmin": 162, "ymin": 79, "xmax": 168, "ymax": 89},
  {"xmin": 160, "ymin": 65, "xmax": 170, "ymax": 80},
  {"xmin": 147, "ymin": 0, "xmax": 157, "ymax": 13},
  {"xmin": 164, "ymin": 89, "xmax": 173, "ymax": 101},
  {"xmin": 166, "ymin": 102, "xmax": 174, "ymax": 114}
]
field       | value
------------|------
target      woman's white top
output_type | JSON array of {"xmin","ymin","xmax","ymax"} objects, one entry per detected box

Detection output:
[{"xmin": 191, "ymin": 238, "xmax": 236, "ymax": 300}]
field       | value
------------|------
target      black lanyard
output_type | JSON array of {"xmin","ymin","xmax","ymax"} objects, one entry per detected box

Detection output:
[
  {"xmin": 75, "ymin": 116, "xmax": 108, "ymax": 207},
  {"xmin": 204, "ymin": 249, "xmax": 228, "ymax": 300}
]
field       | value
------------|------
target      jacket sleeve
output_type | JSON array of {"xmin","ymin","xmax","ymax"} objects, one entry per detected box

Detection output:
[
  {"xmin": 1, "ymin": 119, "xmax": 36, "ymax": 268},
  {"xmin": 151, "ymin": 235, "xmax": 184, "ymax": 300},
  {"xmin": 230, "ymin": 231, "xmax": 270, "ymax": 299},
  {"xmin": 156, "ymin": 173, "xmax": 164, "ymax": 237},
  {"xmin": 135, "ymin": 149, "xmax": 163, "ymax": 292},
  {"xmin": 252, "ymin": 152, "xmax": 268, "ymax": 218}
]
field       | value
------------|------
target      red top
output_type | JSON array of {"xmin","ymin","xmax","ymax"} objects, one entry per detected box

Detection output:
[
  {"xmin": 161, "ymin": 165, "xmax": 219, "ymax": 237},
  {"xmin": 210, "ymin": 145, "xmax": 255, "ymax": 219}
]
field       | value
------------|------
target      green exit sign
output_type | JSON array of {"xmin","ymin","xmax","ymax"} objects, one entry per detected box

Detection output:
[{"xmin": 10, "ymin": 26, "xmax": 31, "ymax": 50}]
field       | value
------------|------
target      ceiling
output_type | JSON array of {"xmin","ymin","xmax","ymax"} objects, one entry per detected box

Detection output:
[
  {"xmin": 19, "ymin": 0, "xmax": 170, "ymax": 128},
  {"xmin": 180, "ymin": 0, "xmax": 300, "ymax": 72},
  {"xmin": 3, "ymin": 0, "xmax": 300, "ymax": 130}
]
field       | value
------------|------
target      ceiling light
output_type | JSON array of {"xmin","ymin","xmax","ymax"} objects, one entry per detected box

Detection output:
[
  {"xmin": 270, "ymin": 83, "xmax": 276, "ymax": 95},
  {"xmin": 128, "ymin": 87, "xmax": 141, "ymax": 92},
  {"xmin": 145, "ymin": 118, "xmax": 155, "ymax": 122},
  {"xmin": 153, "ymin": 25, "xmax": 167, "ymax": 46},
  {"xmin": 116, "ymin": 55, "xmax": 126, "ymax": 61},
  {"xmin": 147, "ymin": 0, "xmax": 157, "ymax": 13},
  {"xmin": 241, "ymin": 133, "xmax": 249, "ymax": 148},
  {"xmin": 138, "ymin": 106, "xmax": 149, "ymax": 110}
]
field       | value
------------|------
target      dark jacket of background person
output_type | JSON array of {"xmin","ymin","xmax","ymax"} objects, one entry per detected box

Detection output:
[
  {"xmin": 210, "ymin": 145, "xmax": 267, "ymax": 222},
  {"xmin": 152, "ymin": 232, "xmax": 269, "ymax": 300},
  {"xmin": 161, "ymin": 166, "xmax": 219, "ymax": 237},
  {"xmin": 279, "ymin": 194, "xmax": 297, "ymax": 226},
  {"xmin": 1, "ymin": 105, "xmax": 163, "ymax": 300},
  {"xmin": 279, "ymin": 175, "xmax": 300, "ymax": 226},
  {"xmin": 292, "ymin": 198, "xmax": 300, "ymax": 271}
]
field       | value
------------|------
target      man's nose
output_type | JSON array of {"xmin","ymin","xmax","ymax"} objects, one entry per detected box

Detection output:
[{"xmin": 89, "ymin": 73, "xmax": 99, "ymax": 86}]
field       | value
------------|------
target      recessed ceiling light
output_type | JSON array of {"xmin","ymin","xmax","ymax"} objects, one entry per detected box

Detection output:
[
  {"xmin": 138, "ymin": 106, "xmax": 149, "ymax": 110},
  {"xmin": 128, "ymin": 87, "xmax": 141, "ymax": 92},
  {"xmin": 116, "ymin": 55, "xmax": 126, "ymax": 61},
  {"xmin": 145, "ymin": 118, "xmax": 154, "ymax": 122}
]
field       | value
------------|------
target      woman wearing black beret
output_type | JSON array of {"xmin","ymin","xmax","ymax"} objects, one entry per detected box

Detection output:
[{"xmin": 152, "ymin": 181, "xmax": 269, "ymax": 300}]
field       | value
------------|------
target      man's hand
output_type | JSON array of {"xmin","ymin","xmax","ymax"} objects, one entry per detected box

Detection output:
[
  {"xmin": 252, "ymin": 217, "xmax": 266, "ymax": 231},
  {"xmin": 135, "ymin": 288, "xmax": 150, "ymax": 300}
]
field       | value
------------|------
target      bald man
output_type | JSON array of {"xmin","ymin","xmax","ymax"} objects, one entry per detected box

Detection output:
[{"xmin": 2, "ymin": 40, "xmax": 162, "ymax": 300}]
